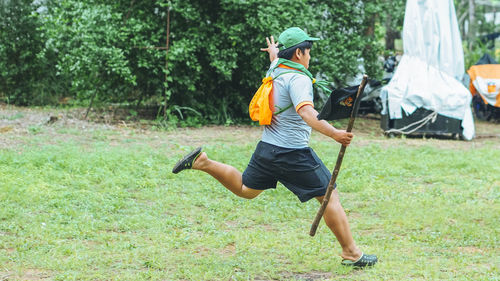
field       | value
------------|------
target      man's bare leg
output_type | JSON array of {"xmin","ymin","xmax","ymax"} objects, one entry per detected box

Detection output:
[
  {"xmin": 192, "ymin": 152, "xmax": 263, "ymax": 199},
  {"xmin": 316, "ymin": 190, "xmax": 362, "ymax": 261}
]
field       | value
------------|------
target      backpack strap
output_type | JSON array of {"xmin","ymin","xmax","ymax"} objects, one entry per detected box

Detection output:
[
  {"xmin": 274, "ymin": 103, "xmax": 293, "ymax": 115},
  {"xmin": 250, "ymin": 59, "xmax": 333, "ymax": 124},
  {"xmin": 270, "ymin": 65, "xmax": 320, "ymax": 115},
  {"xmin": 268, "ymin": 69, "xmax": 299, "ymax": 115},
  {"xmin": 277, "ymin": 64, "xmax": 332, "ymax": 93}
]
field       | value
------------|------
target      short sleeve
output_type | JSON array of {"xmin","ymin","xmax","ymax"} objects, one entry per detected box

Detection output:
[
  {"xmin": 289, "ymin": 74, "xmax": 314, "ymax": 112},
  {"xmin": 265, "ymin": 58, "xmax": 280, "ymax": 76}
]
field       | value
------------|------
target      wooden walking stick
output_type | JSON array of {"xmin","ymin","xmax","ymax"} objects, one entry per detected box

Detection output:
[{"xmin": 309, "ymin": 75, "xmax": 368, "ymax": 237}]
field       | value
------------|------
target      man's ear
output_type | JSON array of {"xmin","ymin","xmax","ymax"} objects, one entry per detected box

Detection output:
[{"xmin": 295, "ymin": 48, "xmax": 302, "ymax": 59}]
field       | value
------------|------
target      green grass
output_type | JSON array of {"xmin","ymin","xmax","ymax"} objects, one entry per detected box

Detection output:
[
  {"xmin": 0, "ymin": 127, "xmax": 499, "ymax": 280},
  {"xmin": 0, "ymin": 112, "xmax": 24, "ymax": 120}
]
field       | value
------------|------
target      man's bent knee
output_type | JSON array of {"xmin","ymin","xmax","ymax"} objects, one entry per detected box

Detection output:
[{"xmin": 240, "ymin": 185, "xmax": 263, "ymax": 199}]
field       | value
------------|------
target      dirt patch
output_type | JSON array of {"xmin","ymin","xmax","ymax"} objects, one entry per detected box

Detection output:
[
  {"xmin": 1, "ymin": 105, "xmax": 499, "ymax": 151},
  {"xmin": 0, "ymin": 104, "xmax": 119, "ymax": 150},
  {"xmin": 456, "ymin": 246, "xmax": 485, "ymax": 254},
  {"xmin": 281, "ymin": 271, "xmax": 333, "ymax": 281},
  {"xmin": 253, "ymin": 270, "xmax": 333, "ymax": 281},
  {"xmin": 193, "ymin": 246, "xmax": 210, "ymax": 257},
  {"xmin": 221, "ymin": 242, "xmax": 236, "ymax": 257},
  {"xmin": 0, "ymin": 269, "xmax": 52, "ymax": 280}
]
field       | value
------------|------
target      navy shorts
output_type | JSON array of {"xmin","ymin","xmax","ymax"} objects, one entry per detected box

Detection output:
[{"xmin": 242, "ymin": 141, "xmax": 334, "ymax": 202}]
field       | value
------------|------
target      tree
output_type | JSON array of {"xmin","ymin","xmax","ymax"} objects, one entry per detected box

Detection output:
[
  {"xmin": 0, "ymin": 0, "xmax": 47, "ymax": 104},
  {"xmin": 0, "ymin": 0, "xmax": 395, "ymax": 124},
  {"xmin": 382, "ymin": 0, "xmax": 405, "ymax": 51},
  {"xmin": 39, "ymin": 0, "xmax": 136, "ymax": 111},
  {"xmin": 468, "ymin": 0, "xmax": 477, "ymax": 50}
]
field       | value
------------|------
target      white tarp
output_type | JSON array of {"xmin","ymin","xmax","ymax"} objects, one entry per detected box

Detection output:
[{"xmin": 381, "ymin": 0, "xmax": 475, "ymax": 140}]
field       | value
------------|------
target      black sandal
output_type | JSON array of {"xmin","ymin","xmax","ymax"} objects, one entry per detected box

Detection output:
[
  {"xmin": 341, "ymin": 253, "xmax": 378, "ymax": 268},
  {"xmin": 171, "ymin": 147, "xmax": 202, "ymax": 174}
]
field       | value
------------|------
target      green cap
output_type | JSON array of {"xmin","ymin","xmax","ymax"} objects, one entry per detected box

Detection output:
[{"xmin": 278, "ymin": 27, "xmax": 320, "ymax": 50}]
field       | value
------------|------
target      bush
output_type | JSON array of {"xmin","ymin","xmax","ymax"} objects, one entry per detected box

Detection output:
[
  {"xmin": 1, "ymin": 0, "xmax": 386, "ymax": 123},
  {"xmin": 0, "ymin": 0, "xmax": 49, "ymax": 105}
]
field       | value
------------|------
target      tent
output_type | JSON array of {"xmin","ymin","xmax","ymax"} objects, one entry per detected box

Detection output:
[
  {"xmin": 380, "ymin": 0, "xmax": 475, "ymax": 140},
  {"xmin": 467, "ymin": 54, "xmax": 500, "ymax": 120}
]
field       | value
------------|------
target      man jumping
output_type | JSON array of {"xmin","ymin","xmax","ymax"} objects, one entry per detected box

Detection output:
[{"xmin": 172, "ymin": 27, "xmax": 377, "ymax": 268}]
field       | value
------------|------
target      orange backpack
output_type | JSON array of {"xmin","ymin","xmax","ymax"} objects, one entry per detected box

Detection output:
[
  {"xmin": 249, "ymin": 60, "xmax": 331, "ymax": 125},
  {"xmin": 248, "ymin": 76, "xmax": 275, "ymax": 125},
  {"xmin": 249, "ymin": 66, "xmax": 309, "ymax": 125}
]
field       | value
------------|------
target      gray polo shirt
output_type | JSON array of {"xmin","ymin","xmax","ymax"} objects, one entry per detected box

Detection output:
[{"xmin": 261, "ymin": 59, "xmax": 314, "ymax": 148}]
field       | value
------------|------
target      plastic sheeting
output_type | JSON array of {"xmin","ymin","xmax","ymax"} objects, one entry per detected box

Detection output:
[
  {"xmin": 381, "ymin": 0, "xmax": 475, "ymax": 140},
  {"xmin": 468, "ymin": 54, "xmax": 500, "ymax": 107},
  {"xmin": 468, "ymin": 64, "xmax": 500, "ymax": 106}
]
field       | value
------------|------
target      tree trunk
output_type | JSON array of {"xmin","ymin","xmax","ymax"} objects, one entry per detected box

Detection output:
[
  {"xmin": 163, "ymin": 7, "xmax": 171, "ymax": 118},
  {"xmin": 85, "ymin": 90, "xmax": 98, "ymax": 120},
  {"xmin": 364, "ymin": 14, "xmax": 376, "ymax": 37},
  {"xmin": 85, "ymin": 73, "xmax": 101, "ymax": 119},
  {"xmin": 457, "ymin": 0, "xmax": 468, "ymax": 39},
  {"xmin": 385, "ymin": 11, "xmax": 400, "ymax": 51},
  {"xmin": 468, "ymin": 0, "xmax": 476, "ymax": 50}
]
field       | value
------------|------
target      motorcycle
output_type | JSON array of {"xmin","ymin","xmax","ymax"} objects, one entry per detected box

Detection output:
[{"xmin": 357, "ymin": 56, "xmax": 397, "ymax": 115}]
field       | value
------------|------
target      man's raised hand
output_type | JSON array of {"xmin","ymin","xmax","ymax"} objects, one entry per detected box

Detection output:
[{"xmin": 260, "ymin": 36, "xmax": 279, "ymax": 62}]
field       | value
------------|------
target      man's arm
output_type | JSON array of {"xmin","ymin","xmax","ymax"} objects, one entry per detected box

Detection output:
[{"xmin": 297, "ymin": 104, "xmax": 353, "ymax": 146}]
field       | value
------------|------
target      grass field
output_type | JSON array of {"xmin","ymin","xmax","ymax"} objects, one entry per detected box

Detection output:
[{"xmin": 0, "ymin": 106, "xmax": 499, "ymax": 280}]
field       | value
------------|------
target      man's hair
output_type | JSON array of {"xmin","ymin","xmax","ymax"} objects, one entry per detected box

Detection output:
[{"xmin": 278, "ymin": 41, "xmax": 313, "ymax": 60}]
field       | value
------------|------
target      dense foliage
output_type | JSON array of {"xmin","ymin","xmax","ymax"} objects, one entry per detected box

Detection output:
[
  {"xmin": 0, "ymin": 0, "xmax": 48, "ymax": 105},
  {"xmin": 1, "ymin": 0, "xmax": 402, "ymax": 123}
]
